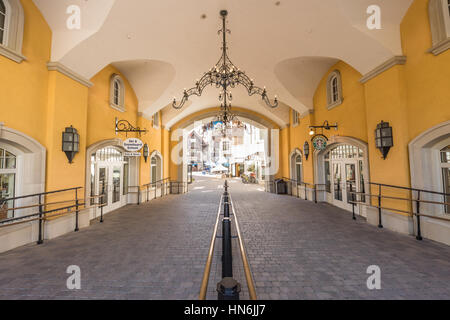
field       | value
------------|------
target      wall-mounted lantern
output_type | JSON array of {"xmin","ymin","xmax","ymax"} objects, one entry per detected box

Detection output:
[
  {"xmin": 303, "ymin": 141, "xmax": 310, "ymax": 160},
  {"xmin": 143, "ymin": 143, "xmax": 149, "ymax": 163},
  {"xmin": 62, "ymin": 126, "xmax": 80, "ymax": 164},
  {"xmin": 375, "ymin": 121, "xmax": 393, "ymax": 160}
]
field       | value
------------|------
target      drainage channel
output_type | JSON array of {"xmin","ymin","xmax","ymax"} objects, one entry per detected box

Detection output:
[{"xmin": 199, "ymin": 180, "xmax": 256, "ymax": 300}]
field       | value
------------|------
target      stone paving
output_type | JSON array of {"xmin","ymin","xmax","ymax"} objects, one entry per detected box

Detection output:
[
  {"xmin": 230, "ymin": 180, "xmax": 450, "ymax": 300},
  {"xmin": 0, "ymin": 175, "xmax": 449, "ymax": 300},
  {"xmin": 0, "ymin": 177, "xmax": 222, "ymax": 300}
]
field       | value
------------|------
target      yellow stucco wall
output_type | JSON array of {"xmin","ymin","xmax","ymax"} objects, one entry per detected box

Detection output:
[
  {"xmin": 286, "ymin": 0, "xmax": 449, "ymax": 214},
  {"xmin": 401, "ymin": 0, "xmax": 450, "ymax": 141},
  {"xmin": 87, "ymin": 65, "xmax": 139, "ymax": 147},
  {"xmin": 0, "ymin": 0, "xmax": 51, "ymax": 147}
]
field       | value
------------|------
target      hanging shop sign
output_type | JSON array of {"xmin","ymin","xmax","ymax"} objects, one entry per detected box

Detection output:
[
  {"xmin": 124, "ymin": 152, "xmax": 142, "ymax": 157},
  {"xmin": 311, "ymin": 134, "xmax": 328, "ymax": 151},
  {"xmin": 123, "ymin": 138, "xmax": 144, "ymax": 152}
]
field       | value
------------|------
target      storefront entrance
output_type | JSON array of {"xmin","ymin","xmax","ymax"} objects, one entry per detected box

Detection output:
[
  {"xmin": 319, "ymin": 142, "xmax": 368, "ymax": 217},
  {"xmin": 91, "ymin": 147, "xmax": 128, "ymax": 214}
]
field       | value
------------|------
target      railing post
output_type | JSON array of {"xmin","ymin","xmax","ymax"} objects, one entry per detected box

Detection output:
[
  {"xmin": 138, "ymin": 187, "xmax": 141, "ymax": 205},
  {"xmin": 314, "ymin": 185, "xmax": 318, "ymax": 204},
  {"xmin": 416, "ymin": 190, "xmax": 423, "ymax": 241},
  {"xmin": 377, "ymin": 184, "xmax": 383, "ymax": 228},
  {"xmin": 37, "ymin": 194, "xmax": 44, "ymax": 245},
  {"xmin": 74, "ymin": 188, "xmax": 79, "ymax": 232},
  {"xmin": 222, "ymin": 218, "xmax": 233, "ymax": 278},
  {"xmin": 100, "ymin": 195, "xmax": 104, "ymax": 223},
  {"xmin": 305, "ymin": 184, "xmax": 307, "ymax": 201},
  {"xmin": 350, "ymin": 183, "xmax": 356, "ymax": 220},
  {"xmin": 147, "ymin": 185, "xmax": 149, "ymax": 202}
]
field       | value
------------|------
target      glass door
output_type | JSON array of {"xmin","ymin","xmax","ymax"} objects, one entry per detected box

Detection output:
[
  {"xmin": 345, "ymin": 162, "xmax": 357, "ymax": 208},
  {"xmin": 333, "ymin": 163, "xmax": 342, "ymax": 201},
  {"xmin": 98, "ymin": 167, "xmax": 108, "ymax": 207},
  {"xmin": 112, "ymin": 166, "xmax": 121, "ymax": 204}
]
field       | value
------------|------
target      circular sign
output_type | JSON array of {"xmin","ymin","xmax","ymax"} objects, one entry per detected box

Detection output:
[
  {"xmin": 123, "ymin": 138, "xmax": 144, "ymax": 152},
  {"xmin": 311, "ymin": 134, "xmax": 328, "ymax": 151}
]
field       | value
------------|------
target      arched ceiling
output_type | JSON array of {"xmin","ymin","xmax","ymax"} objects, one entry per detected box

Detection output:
[{"xmin": 33, "ymin": 0, "xmax": 413, "ymax": 127}]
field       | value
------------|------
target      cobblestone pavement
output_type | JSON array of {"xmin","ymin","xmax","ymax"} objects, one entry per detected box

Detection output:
[
  {"xmin": 230, "ymin": 180, "xmax": 450, "ymax": 300},
  {"xmin": 0, "ymin": 176, "xmax": 223, "ymax": 300},
  {"xmin": 0, "ymin": 176, "xmax": 449, "ymax": 300}
]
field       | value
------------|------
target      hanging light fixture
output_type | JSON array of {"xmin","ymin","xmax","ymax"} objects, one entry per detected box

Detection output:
[{"xmin": 172, "ymin": 10, "xmax": 278, "ymax": 111}]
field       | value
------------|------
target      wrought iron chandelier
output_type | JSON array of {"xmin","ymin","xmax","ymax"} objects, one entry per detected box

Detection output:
[{"xmin": 172, "ymin": 10, "xmax": 279, "ymax": 111}]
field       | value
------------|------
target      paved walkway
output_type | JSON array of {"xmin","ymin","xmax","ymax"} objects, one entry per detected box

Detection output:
[
  {"xmin": 231, "ymin": 181, "xmax": 450, "ymax": 300},
  {"xmin": 0, "ymin": 175, "xmax": 449, "ymax": 300}
]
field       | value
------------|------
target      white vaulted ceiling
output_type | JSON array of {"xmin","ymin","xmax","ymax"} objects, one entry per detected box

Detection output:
[{"xmin": 33, "ymin": 0, "xmax": 413, "ymax": 128}]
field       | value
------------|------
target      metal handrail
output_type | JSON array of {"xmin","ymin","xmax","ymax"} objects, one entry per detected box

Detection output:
[
  {"xmin": 229, "ymin": 194, "xmax": 257, "ymax": 300},
  {"xmin": 199, "ymin": 195, "xmax": 223, "ymax": 300},
  {"xmin": 0, "ymin": 187, "xmax": 83, "ymax": 202},
  {"xmin": 368, "ymin": 181, "xmax": 450, "ymax": 197}
]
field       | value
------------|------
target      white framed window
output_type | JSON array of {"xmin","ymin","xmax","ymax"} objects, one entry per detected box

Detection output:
[
  {"xmin": 292, "ymin": 110, "xmax": 299, "ymax": 127},
  {"xmin": 428, "ymin": 0, "xmax": 450, "ymax": 55},
  {"xmin": 290, "ymin": 149, "xmax": 303, "ymax": 185},
  {"xmin": 152, "ymin": 112, "xmax": 160, "ymax": 129},
  {"xmin": 441, "ymin": 146, "xmax": 450, "ymax": 213},
  {"xmin": 150, "ymin": 151, "xmax": 163, "ymax": 186},
  {"xmin": 0, "ymin": 0, "xmax": 25, "ymax": 63},
  {"xmin": 0, "ymin": 147, "xmax": 16, "ymax": 220},
  {"xmin": 326, "ymin": 70, "xmax": 343, "ymax": 110},
  {"xmin": 109, "ymin": 74, "xmax": 125, "ymax": 112},
  {"xmin": 0, "ymin": 0, "xmax": 7, "ymax": 45}
]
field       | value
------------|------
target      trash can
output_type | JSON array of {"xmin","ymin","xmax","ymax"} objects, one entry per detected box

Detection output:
[{"xmin": 275, "ymin": 179, "xmax": 287, "ymax": 194}]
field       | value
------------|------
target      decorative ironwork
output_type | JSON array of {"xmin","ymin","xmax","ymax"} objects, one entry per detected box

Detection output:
[
  {"xmin": 309, "ymin": 121, "xmax": 338, "ymax": 136},
  {"xmin": 172, "ymin": 10, "xmax": 278, "ymax": 110},
  {"xmin": 115, "ymin": 118, "xmax": 148, "ymax": 136}
]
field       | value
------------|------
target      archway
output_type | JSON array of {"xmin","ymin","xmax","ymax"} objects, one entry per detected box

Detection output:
[
  {"xmin": 314, "ymin": 136, "xmax": 369, "ymax": 216},
  {"xmin": 408, "ymin": 121, "xmax": 450, "ymax": 245},
  {"xmin": 289, "ymin": 148, "xmax": 303, "ymax": 184},
  {"xmin": 0, "ymin": 125, "xmax": 46, "ymax": 218},
  {"xmin": 85, "ymin": 139, "xmax": 139, "ymax": 218},
  {"xmin": 149, "ymin": 150, "xmax": 163, "ymax": 185},
  {"xmin": 169, "ymin": 107, "xmax": 281, "ymax": 184}
]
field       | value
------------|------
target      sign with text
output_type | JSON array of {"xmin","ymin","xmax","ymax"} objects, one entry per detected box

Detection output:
[
  {"xmin": 123, "ymin": 138, "xmax": 144, "ymax": 152},
  {"xmin": 124, "ymin": 152, "xmax": 141, "ymax": 157}
]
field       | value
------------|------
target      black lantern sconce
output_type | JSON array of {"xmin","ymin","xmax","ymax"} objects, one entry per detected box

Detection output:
[
  {"xmin": 62, "ymin": 126, "xmax": 80, "ymax": 164},
  {"xmin": 143, "ymin": 143, "xmax": 149, "ymax": 163},
  {"xmin": 375, "ymin": 121, "xmax": 393, "ymax": 160},
  {"xmin": 303, "ymin": 141, "xmax": 310, "ymax": 160}
]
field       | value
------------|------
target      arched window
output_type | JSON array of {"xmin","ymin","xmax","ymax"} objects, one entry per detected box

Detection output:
[
  {"xmin": 150, "ymin": 151, "xmax": 163, "ymax": 186},
  {"xmin": 0, "ymin": 0, "xmax": 7, "ymax": 45},
  {"xmin": 0, "ymin": 147, "xmax": 17, "ymax": 219},
  {"xmin": 0, "ymin": 0, "xmax": 25, "ymax": 63},
  {"xmin": 441, "ymin": 146, "xmax": 450, "ymax": 213},
  {"xmin": 110, "ymin": 74, "xmax": 125, "ymax": 111},
  {"xmin": 428, "ymin": 0, "xmax": 450, "ymax": 55},
  {"xmin": 290, "ymin": 149, "xmax": 303, "ymax": 185},
  {"xmin": 326, "ymin": 70, "xmax": 343, "ymax": 110},
  {"xmin": 295, "ymin": 154, "xmax": 302, "ymax": 185}
]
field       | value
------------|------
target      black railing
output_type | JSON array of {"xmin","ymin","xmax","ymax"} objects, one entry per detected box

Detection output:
[
  {"xmin": 217, "ymin": 180, "xmax": 241, "ymax": 300},
  {"xmin": 265, "ymin": 177, "xmax": 450, "ymax": 242},
  {"xmin": 348, "ymin": 181, "xmax": 450, "ymax": 241},
  {"xmin": 265, "ymin": 178, "xmax": 324, "ymax": 203},
  {"xmin": 0, "ymin": 187, "xmax": 83, "ymax": 244},
  {"xmin": 128, "ymin": 179, "xmax": 189, "ymax": 204}
]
